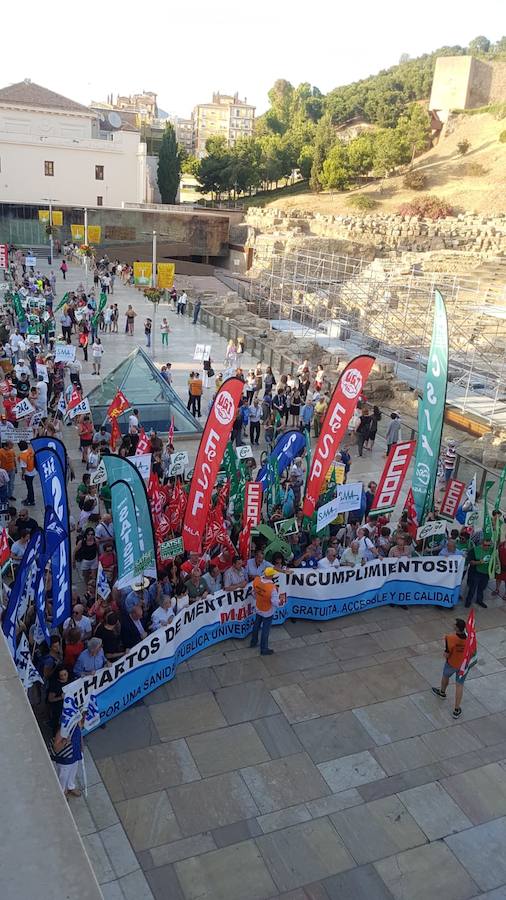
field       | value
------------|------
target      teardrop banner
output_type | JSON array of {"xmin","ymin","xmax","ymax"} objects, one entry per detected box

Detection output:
[
  {"xmin": 303, "ymin": 355, "xmax": 376, "ymax": 519},
  {"xmin": 182, "ymin": 377, "xmax": 245, "ymax": 552}
]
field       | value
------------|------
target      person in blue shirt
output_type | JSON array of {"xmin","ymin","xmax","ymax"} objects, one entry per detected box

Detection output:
[
  {"xmin": 52, "ymin": 719, "xmax": 84, "ymax": 798},
  {"xmin": 73, "ymin": 637, "xmax": 108, "ymax": 676},
  {"xmin": 299, "ymin": 400, "xmax": 313, "ymax": 432}
]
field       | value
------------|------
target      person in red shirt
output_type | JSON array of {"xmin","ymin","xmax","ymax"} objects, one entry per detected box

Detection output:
[
  {"xmin": 63, "ymin": 628, "xmax": 85, "ymax": 675},
  {"xmin": 3, "ymin": 393, "xmax": 18, "ymax": 424},
  {"xmin": 210, "ymin": 548, "xmax": 234, "ymax": 574},
  {"xmin": 180, "ymin": 551, "xmax": 207, "ymax": 579}
]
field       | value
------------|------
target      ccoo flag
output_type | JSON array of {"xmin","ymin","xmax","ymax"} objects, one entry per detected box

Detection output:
[
  {"xmin": 303, "ymin": 356, "xmax": 375, "ymax": 519},
  {"xmin": 182, "ymin": 378, "xmax": 245, "ymax": 552},
  {"xmin": 411, "ymin": 289, "xmax": 449, "ymax": 524}
]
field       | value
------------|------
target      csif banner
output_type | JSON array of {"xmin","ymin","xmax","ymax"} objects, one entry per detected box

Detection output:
[
  {"xmin": 103, "ymin": 455, "xmax": 156, "ymax": 588},
  {"xmin": 63, "ymin": 556, "xmax": 463, "ymax": 732},
  {"xmin": 411, "ymin": 289, "xmax": 448, "ymax": 524},
  {"xmin": 2, "ymin": 529, "xmax": 44, "ymax": 657},
  {"xmin": 182, "ymin": 377, "xmax": 244, "ymax": 552},
  {"xmin": 370, "ymin": 440, "xmax": 416, "ymax": 516},
  {"xmin": 440, "ymin": 478, "xmax": 466, "ymax": 522},
  {"xmin": 32, "ymin": 437, "xmax": 72, "ymax": 627},
  {"xmin": 303, "ymin": 355, "xmax": 375, "ymax": 518},
  {"xmin": 256, "ymin": 430, "xmax": 307, "ymax": 490}
]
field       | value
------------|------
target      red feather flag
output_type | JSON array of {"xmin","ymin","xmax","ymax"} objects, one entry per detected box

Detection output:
[{"xmin": 238, "ymin": 519, "xmax": 252, "ymax": 563}]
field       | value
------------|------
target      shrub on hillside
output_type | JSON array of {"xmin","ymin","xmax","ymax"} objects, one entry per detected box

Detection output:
[
  {"xmin": 499, "ymin": 130, "xmax": 506, "ymax": 143},
  {"xmin": 465, "ymin": 162, "xmax": 488, "ymax": 176},
  {"xmin": 398, "ymin": 195, "xmax": 453, "ymax": 219},
  {"xmin": 457, "ymin": 139, "xmax": 471, "ymax": 156},
  {"xmin": 346, "ymin": 194, "xmax": 379, "ymax": 210},
  {"xmin": 402, "ymin": 170, "xmax": 427, "ymax": 190}
]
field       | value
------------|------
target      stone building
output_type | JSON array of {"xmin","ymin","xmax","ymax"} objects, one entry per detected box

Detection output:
[{"xmin": 429, "ymin": 55, "xmax": 506, "ymax": 122}]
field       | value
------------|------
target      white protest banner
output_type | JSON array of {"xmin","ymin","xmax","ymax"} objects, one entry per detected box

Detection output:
[
  {"xmin": 13, "ymin": 426, "xmax": 34, "ymax": 443},
  {"xmin": 167, "ymin": 450, "xmax": 189, "ymax": 478},
  {"xmin": 36, "ymin": 363, "xmax": 48, "ymax": 383},
  {"xmin": 29, "ymin": 411, "xmax": 44, "ymax": 428},
  {"xmin": 68, "ymin": 397, "xmax": 91, "ymax": 419},
  {"xmin": 90, "ymin": 460, "xmax": 107, "ymax": 485},
  {"xmin": 64, "ymin": 556, "xmax": 463, "ymax": 732},
  {"xmin": 236, "ymin": 444, "xmax": 253, "ymax": 460},
  {"xmin": 203, "ymin": 345, "xmax": 211, "ymax": 361},
  {"xmin": 127, "ymin": 452, "xmax": 151, "ymax": 482},
  {"xmin": 193, "ymin": 344, "xmax": 205, "ymax": 361},
  {"xmin": 26, "ymin": 334, "xmax": 40, "ymax": 344},
  {"xmin": 55, "ymin": 343, "xmax": 76, "ymax": 363},
  {"xmin": 317, "ymin": 497, "xmax": 341, "ymax": 532},
  {"xmin": 74, "ymin": 308, "xmax": 85, "ymax": 323},
  {"xmin": 0, "ymin": 423, "xmax": 15, "ymax": 442},
  {"xmin": 25, "ymin": 256, "xmax": 36, "ymax": 267},
  {"xmin": 14, "ymin": 398, "xmax": 34, "ymax": 420},
  {"xmin": 15, "ymin": 634, "xmax": 42, "ymax": 690},
  {"xmin": 334, "ymin": 482, "xmax": 363, "ymax": 513},
  {"xmin": 416, "ymin": 520, "xmax": 448, "ymax": 541}
]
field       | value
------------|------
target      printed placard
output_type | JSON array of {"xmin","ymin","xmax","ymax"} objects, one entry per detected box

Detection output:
[
  {"xmin": 127, "ymin": 452, "xmax": 152, "ymax": 482},
  {"xmin": 236, "ymin": 445, "xmax": 253, "ymax": 460},
  {"xmin": 55, "ymin": 343, "xmax": 76, "ymax": 363},
  {"xmin": 167, "ymin": 450, "xmax": 189, "ymax": 478},
  {"xmin": 160, "ymin": 537, "xmax": 184, "ymax": 560},
  {"xmin": 416, "ymin": 520, "xmax": 448, "ymax": 541},
  {"xmin": 14, "ymin": 398, "xmax": 34, "ymax": 420},
  {"xmin": 274, "ymin": 517, "xmax": 299, "ymax": 536}
]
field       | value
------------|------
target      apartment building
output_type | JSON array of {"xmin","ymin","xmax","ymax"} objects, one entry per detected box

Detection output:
[{"xmin": 192, "ymin": 92, "xmax": 255, "ymax": 157}]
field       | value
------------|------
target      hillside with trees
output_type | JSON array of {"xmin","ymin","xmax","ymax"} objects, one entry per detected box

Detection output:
[{"xmin": 181, "ymin": 35, "xmax": 506, "ymax": 207}]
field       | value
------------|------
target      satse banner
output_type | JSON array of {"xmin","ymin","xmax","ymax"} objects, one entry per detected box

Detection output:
[
  {"xmin": 303, "ymin": 355, "xmax": 375, "ymax": 518},
  {"xmin": 64, "ymin": 556, "xmax": 463, "ymax": 731},
  {"xmin": 370, "ymin": 440, "xmax": 416, "ymax": 515},
  {"xmin": 182, "ymin": 377, "xmax": 245, "ymax": 552}
]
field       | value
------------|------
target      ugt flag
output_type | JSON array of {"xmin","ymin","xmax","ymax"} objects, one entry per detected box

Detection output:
[{"xmin": 458, "ymin": 610, "xmax": 478, "ymax": 679}]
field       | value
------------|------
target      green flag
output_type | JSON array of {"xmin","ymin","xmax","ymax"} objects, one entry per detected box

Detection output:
[
  {"xmin": 494, "ymin": 465, "xmax": 506, "ymax": 512},
  {"xmin": 103, "ymin": 456, "xmax": 156, "ymax": 589},
  {"xmin": 55, "ymin": 292, "xmax": 69, "ymax": 312},
  {"xmin": 482, "ymin": 480, "xmax": 495, "ymax": 542},
  {"xmin": 223, "ymin": 441, "xmax": 240, "ymax": 493},
  {"xmin": 411, "ymin": 289, "xmax": 449, "ymax": 523},
  {"xmin": 92, "ymin": 292, "xmax": 107, "ymax": 328},
  {"xmin": 11, "ymin": 292, "xmax": 26, "ymax": 323}
]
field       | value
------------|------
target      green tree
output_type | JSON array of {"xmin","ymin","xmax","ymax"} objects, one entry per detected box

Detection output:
[
  {"xmin": 372, "ymin": 128, "xmax": 409, "ymax": 176},
  {"xmin": 310, "ymin": 114, "xmax": 335, "ymax": 190},
  {"xmin": 321, "ymin": 141, "xmax": 350, "ymax": 190},
  {"xmin": 297, "ymin": 144, "xmax": 314, "ymax": 180},
  {"xmin": 267, "ymin": 79, "xmax": 294, "ymax": 133},
  {"xmin": 197, "ymin": 137, "xmax": 232, "ymax": 200},
  {"xmin": 468, "ymin": 35, "xmax": 491, "ymax": 54},
  {"xmin": 157, "ymin": 123, "xmax": 181, "ymax": 204},
  {"xmin": 347, "ymin": 132, "xmax": 376, "ymax": 175},
  {"xmin": 181, "ymin": 154, "xmax": 200, "ymax": 176},
  {"xmin": 397, "ymin": 103, "xmax": 431, "ymax": 163}
]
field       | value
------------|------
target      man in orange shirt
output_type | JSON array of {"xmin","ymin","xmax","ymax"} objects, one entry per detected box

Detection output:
[
  {"xmin": 18, "ymin": 440, "xmax": 36, "ymax": 506},
  {"xmin": 188, "ymin": 372, "xmax": 203, "ymax": 418},
  {"xmin": 0, "ymin": 440, "xmax": 17, "ymax": 499},
  {"xmin": 249, "ymin": 567, "xmax": 281, "ymax": 656},
  {"xmin": 432, "ymin": 618, "xmax": 470, "ymax": 719}
]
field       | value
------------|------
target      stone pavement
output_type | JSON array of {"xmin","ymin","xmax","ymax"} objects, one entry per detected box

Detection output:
[{"xmin": 30, "ymin": 259, "xmax": 506, "ymax": 899}]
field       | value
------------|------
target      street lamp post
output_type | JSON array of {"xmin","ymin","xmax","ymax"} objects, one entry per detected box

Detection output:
[
  {"xmin": 42, "ymin": 197, "xmax": 56, "ymax": 265},
  {"xmin": 84, "ymin": 207, "xmax": 89, "ymax": 288},
  {"xmin": 141, "ymin": 230, "xmax": 169, "ymax": 360}
]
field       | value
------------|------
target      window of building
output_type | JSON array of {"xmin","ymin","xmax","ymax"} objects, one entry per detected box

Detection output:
[
  {"xmin": 44, "ymin": 160, "xmax": 54, "ymax": 176},
  {"xmin": 97, "ymin": 196, "xmax": 103, "ymax": 206},
  {"xmin": 95, "ymin": 165, "xmax": 104, "ymax": 180}
]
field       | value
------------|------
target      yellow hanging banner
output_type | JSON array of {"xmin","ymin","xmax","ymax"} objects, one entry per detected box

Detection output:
[
  {"xmin": 71, "ymin": 224, "xmax": 85, "ymax": 242},
  {"xmin": 52, "ymin": 210, "xmax": 63, "ymax": 226},
  {"xmin": 133, "ymin": 261, "xmax": 152, "ymax": 285},
  {"xmin": 157, "ymin": 262, "xmax": 175, "ymax": 289},
  {"xmin": 87, "ymin": 225, "xmax": 102, "ymax": 243},
  {"xmin": 38, "ymin": 210, "xmax": 50, "ymax": 223}
]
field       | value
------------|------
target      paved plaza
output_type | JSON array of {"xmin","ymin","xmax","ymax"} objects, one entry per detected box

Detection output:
[{"xmin": 30, "ymin": 258, "xmax": 506, "ymax": 899}]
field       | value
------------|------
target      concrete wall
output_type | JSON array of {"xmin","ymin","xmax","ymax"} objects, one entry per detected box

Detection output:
[
  {"xmin": 490, "ymin": 61, "xmax": 506, "ymax": 103},
  {"xmin": 429, "ymin": 56, "xmax": 474, "ymax": 118},
  {"xmin": 0, "ymin": 106, "xmax": 147, "ymax": 207},
  {"xmin": 0, "ymin": 638, "xmax": 103, "ymax": 900}
]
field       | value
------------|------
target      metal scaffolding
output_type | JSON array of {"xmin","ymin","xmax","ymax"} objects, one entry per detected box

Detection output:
[{"xmin": 248, "ymin": 248, "xmax": 506, "ymax": 418}]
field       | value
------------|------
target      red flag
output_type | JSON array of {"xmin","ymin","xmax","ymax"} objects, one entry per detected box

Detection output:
[
  {"xmin": 167, "ymin": 481, "xmax": 187, "ymax": 533},
  {"xmin": 182, "ymin": 378, "xmax": 245, "ymax": 552},
  {"xmin": 403, "ymin": 487, "xmax": 418, "ymax": 539},
  {"xmin": 303, "ymin": 355, "xmax": 375, "ymax": 518},
  {"xmin": 107, "ymin": 390, "xmax": 130, "ymax": 420},
  {"xmin": 203, "ymin": 502, "xmax": 235, "ymax": 556},
  {"xmin": 67, "ymin": 386, "xmax": 82, "ymax": 411},
  {"xmin": 0, "ymin": 528, "xmax": 10, "ymax": 566},
  {"xmin": 243, "ymin": 482, "xmax": 263, "ymax": 528},
  {"xmin": 458, "ymin": 610, "xmax": 478, "ymax": 678},
  {"xmin": 370, "ymin": 441, "xmax": 416, "ymax": 516},
  {"xmin": 110, "ymin": 417, "xmax": 121, "ymax": 451},
  {"xmin": 238, "ymin": 518, "xmax": 252, "ymax": 562},
  {"xmin": 136, "ymin": 428, "xmax": 152, "ymax": 456},
  {"xmin": 440, "ymin": 479, "xmax": 466, "ymax": 522},
  {"xmin": 168, "ymin": 415, "xmax": 175, "ymax": 445}
]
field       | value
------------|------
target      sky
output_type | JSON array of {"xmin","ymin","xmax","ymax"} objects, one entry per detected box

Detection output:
[{"xmin": 2, "ymin": 0, "xmax": 505, "ymax": 118}]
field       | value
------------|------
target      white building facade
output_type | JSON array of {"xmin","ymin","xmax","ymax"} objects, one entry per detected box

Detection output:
[{"xmin": 0, "ymin": 81, "xmax": 149, "ymax": 208}]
